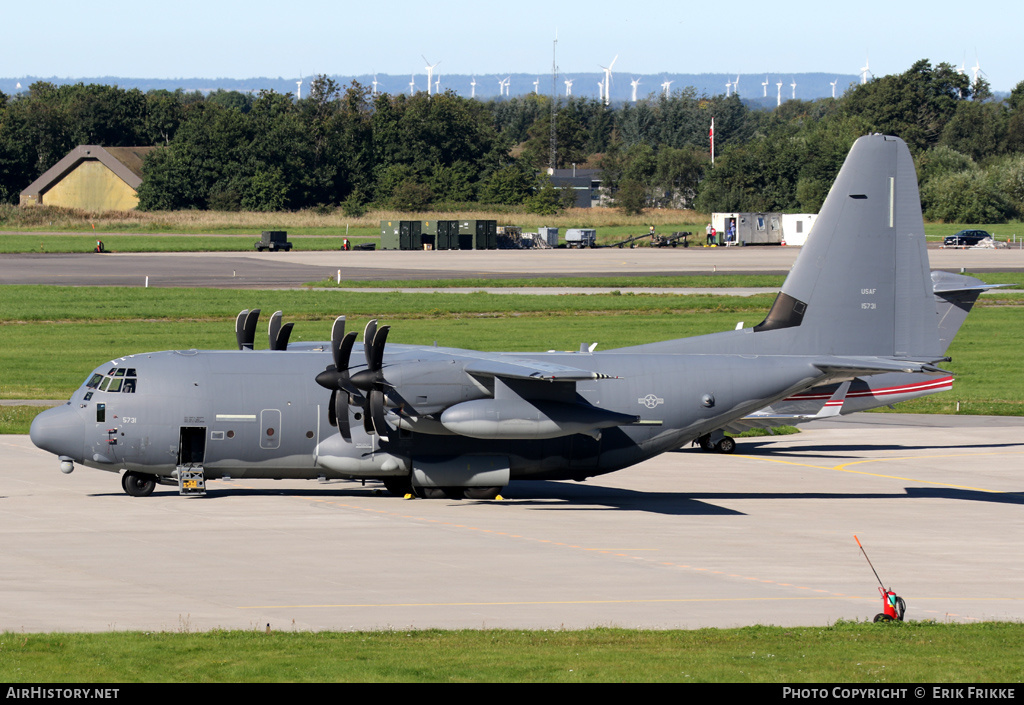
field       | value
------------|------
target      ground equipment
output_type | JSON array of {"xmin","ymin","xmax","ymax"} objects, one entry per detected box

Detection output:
[{"xmin": 855, "ymin": 535, "xmax": 906, "ymax": 621}]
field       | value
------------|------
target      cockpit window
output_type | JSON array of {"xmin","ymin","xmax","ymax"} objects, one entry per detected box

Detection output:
[{"xmin": 92, "ymin": 369, "xmax": 139, "ymax": 394}]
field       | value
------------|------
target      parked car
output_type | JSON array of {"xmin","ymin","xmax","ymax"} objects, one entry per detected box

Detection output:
[{"xmin": 943, "ymin": 229, "xmax": 991, "ymax": 247}]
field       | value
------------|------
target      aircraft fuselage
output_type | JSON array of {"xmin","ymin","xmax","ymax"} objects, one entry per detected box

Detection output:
[{"xmin": 32, "ymin": 343, "xmax": 827, "ymax": 486}]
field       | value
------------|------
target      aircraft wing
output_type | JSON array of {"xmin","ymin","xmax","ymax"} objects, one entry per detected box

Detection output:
[{"xmin": 464, "ymin": 357, "xmax": 618, "ymax": 382}]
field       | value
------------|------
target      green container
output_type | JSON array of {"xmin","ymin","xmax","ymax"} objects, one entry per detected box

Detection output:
[{"xmin": 379, "ymin": 220, "xmax": 400, "ymax": 250}]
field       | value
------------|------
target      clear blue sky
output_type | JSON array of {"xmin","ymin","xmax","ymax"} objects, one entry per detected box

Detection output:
[{"xmin": 4, "ymin": 0, "xmax": 1021, "ymax": 92}]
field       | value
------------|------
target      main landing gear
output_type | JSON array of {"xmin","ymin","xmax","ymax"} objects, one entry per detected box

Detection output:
[
  {"xmin": 696, "ymin": 433, "xmax": 737, "ymax": 454},
  {"xmin": 381, "ymin": 477, "xmax": 504, "ymax": 500}
]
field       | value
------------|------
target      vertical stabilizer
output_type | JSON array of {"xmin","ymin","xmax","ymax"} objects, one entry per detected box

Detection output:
[{"xmin": 755, "ymin": 135, "xmax": 939, "ymax": 358}]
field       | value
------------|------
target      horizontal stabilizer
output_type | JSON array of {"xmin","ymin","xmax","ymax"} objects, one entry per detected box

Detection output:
[{"xmin": 813, "ymin": 357, "xmax": 950, "ymax": 378}]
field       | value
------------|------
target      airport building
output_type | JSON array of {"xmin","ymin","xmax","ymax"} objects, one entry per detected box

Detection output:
[{"xmin": 19, "ymin": 145, "xmax": 155, "ymax": 211}]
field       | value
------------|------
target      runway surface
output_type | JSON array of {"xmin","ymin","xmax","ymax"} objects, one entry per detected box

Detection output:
[
  {"xmin": 3, "ymin": 246, "xmax": 1023, "ymax": 288},
  {"xmin": 4, "ymin": 414, "xmax": 1023, "ymax": 633}
]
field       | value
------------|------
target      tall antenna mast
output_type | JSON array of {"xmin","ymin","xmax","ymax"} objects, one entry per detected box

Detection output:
[{"xmin": 550, "ymin": 33, "xmax": 558, "ymax": 170}]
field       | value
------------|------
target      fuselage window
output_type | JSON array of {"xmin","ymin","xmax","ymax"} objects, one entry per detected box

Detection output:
[
  {"xmin": 99, "ymin": 377, "xmax": 112, "ymax": 392},
  {"xmin": 122, "ymin": 379, "xmax": 136, "ymax": 393},
  {"xmin": 86, "ymin": 374, "xmax": 103, "ymax": 389},
  {"xmin": 107, "ymin": 378, "xmax": 123, "ymax": 393}
]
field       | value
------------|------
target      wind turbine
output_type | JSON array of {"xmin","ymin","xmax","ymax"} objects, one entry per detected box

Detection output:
[
  {"xmin": 296, "ymin": 77, "xmax": 302, "ymax": 100},
  {"xmin": 502, "ymin": 76, "xmax": 511, "ymax": 96},
  {"xmin": 422, "ymin": 56, "xmax": 441, "ymax": 97},
  {"xmin": 599, "ymin": 55, "xmax": 617, "ymax": 105},
  {"xmin": 409, "ymin": 75, "xmax": 415, "ymax": 96},
  {"xmin": 372, "ymin": 75, "xmax": 379, "ymax": 96},
  {"xmin": 470, "ymin": 77, "xmax": 476, "ymax": 98},
  {"xmin": 661, "ymin": 79, "xmax": 673, "ymax": 97},
  {"xmin": 597, "ymin": 79, "xmax": 604, "ymax": 103},
  {"xmin": 830, "ymin": 78, "xmax": 838, "ymax": 99},
  {"xmin": 630, "ymin": 77, "xmax": 641, "ymax": 102},
  {"xmin": 733, "ymin": 75, "xmax": 740, "ymax": 96},
  {"xmin": 860, "ymin": 55, "xmax": 872, "ymax": 84},
  {"xmin": 790, "ymin": 78, "xmax": 797, "ymax": 100},
  {"xmin": 761, "ymin": 75, "xmax": 768, "ymax": 97},
  {"xmin": 776, "ymin": 80, "xmax": 783, "ymax": 107},
  {"xmin": 564, "ymin": 78, "xmax": 574, "ymax": 96},
  {"xmin": 533, "ymin": 78, "xmax": 540, "ymax": 94},
  {"xmin": 434, "ymin": 73, "xmax": 441, "ymax": 94},
  {"xmin": 725, "ymin": 80, "xmax": 731, "ymax": 97}
]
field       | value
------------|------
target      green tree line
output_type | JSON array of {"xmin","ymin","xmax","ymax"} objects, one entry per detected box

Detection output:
[{"xmin": 1, "ymin": 60, "xmax": 1023, "ymax": 221}]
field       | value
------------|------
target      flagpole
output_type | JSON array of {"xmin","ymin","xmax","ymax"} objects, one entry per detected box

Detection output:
[{"xmin": 710, "ymin": 117, "xmax": 715, "ymax": 167}]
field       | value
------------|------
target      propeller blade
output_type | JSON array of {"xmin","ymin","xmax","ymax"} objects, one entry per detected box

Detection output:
[
  {"xmin": 335, "ymin": 390, "xmax": 351, "ymax": 441},
  {"xmin": 276, "ymin": 322, "xmax": 294, "ymax": 351},
  {"xmin": 370, "ymin": 389, "xmax": 391, "ymax": 441},
  {"xmin": 327, "ymin": 389, "xmax": 338, "ymax": 426},
  {"xmin": 239, "ymin": 308, "xmax": 260, "ymax": 350},
  {"xmin": 268, "ymin": 311, "xmax": 281, "ymax": 349},
  {"xmin": 330, "ymin": 316, "xmax": 346, "ymax": 367},
  {"xmin": 362, "ymin": 401, "xmax": 375, "ymax": 435},
  {"xmin": 369, "ymin": 325, "xmax": 390, "ymax": 372},
  {"xmin": 363, "ymin": 320, "xmax": 378, "ymax": 368},
  {"xmin": 338, "ymin": 332, "xmax": 362, "ymax": 400},
  {"xmin": 268, "ymin": 311, "xmax": 291, "ymax": 351},
  {"xmin": 235, "ymin": 310, "xmax": 248, "ymax": 350}
]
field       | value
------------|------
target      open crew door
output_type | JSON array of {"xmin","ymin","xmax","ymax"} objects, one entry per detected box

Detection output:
[{"xmin": 178, "ymin": 426, "xmax": 206, "ymax": 466}]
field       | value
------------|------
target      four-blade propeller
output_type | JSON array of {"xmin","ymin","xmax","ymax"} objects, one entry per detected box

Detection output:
[{"xmin": 315, "ymin": 317, "xmax": 394, "ymax": 441}]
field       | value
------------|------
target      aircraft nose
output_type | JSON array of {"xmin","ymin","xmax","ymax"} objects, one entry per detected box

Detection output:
[{"xmin": 30, "ymin": 404, "xmax": 85, "ymax": 460}]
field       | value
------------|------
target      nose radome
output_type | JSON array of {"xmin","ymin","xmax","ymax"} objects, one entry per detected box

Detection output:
[{"xmin": 30, "ymin": 405, "xmax": 85, "ymax": 461}]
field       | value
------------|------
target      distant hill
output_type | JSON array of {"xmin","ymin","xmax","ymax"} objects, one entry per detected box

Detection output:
[{"xmin": 3, "ymin": 73, "xmax": 862, "ymax": 104}]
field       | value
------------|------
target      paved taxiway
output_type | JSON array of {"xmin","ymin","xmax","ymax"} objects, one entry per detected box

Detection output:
[
  {"xmin": 3, "ymin": 414, "xmax": 1022, "ymax": 633},
  {"xmin": 3, "ymin": 246, "xmax": 1023, "ymax": 288}
]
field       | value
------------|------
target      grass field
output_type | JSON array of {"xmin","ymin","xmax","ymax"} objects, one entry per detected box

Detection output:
[{"xmin": 2, "ymin": 622, "xmax": 1023, "ymax": 682}]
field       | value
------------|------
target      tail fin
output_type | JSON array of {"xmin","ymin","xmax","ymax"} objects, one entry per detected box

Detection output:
[{"xmin": 755, "ymin": 135, "xmax": 940, "ymax": 358}]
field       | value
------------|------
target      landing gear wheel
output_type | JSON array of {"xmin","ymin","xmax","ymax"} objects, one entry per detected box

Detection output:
[
  {"xmin": 873, "ymin": 613, "xmax": 894, "ymax": 622},
  {"xmin": 463, "ymin": 486, "xmax": 503, "ymax": 500},
  {"xmin": 122, "ymin": 471, "xmax": 156, "ymax": 497},
  {"xmin": 382, "ymin": 477, "xmax": 413, "ymax": 497},
  {"xmin": 698, "ymin": 434, "xmax": 715, "ymax": 452},
  {"xmin": 716, "ymin": 436, "xmax": 737, "ymax": 454}
]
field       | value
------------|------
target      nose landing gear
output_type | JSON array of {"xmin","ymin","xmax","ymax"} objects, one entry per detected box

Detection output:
[{"xmin": 121, "ymin": 471, "xmax": 157, "ymax": 497}]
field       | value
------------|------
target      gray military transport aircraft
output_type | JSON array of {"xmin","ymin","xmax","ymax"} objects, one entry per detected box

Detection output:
[{"xmin": 29, "ymin": 134, "xmax": 977, "ymax": 499}]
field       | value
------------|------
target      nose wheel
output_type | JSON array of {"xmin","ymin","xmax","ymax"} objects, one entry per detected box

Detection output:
[{"xmin": 121, "ymin": 471, "xmax": 157, "ymax": 497}]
